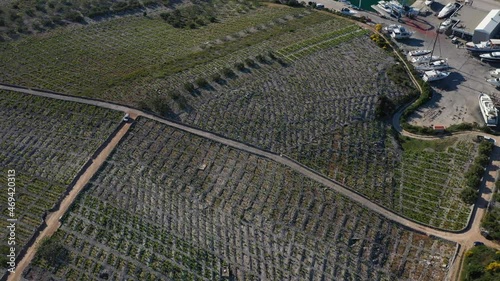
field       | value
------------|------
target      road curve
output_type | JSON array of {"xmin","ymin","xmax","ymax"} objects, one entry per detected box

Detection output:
[{"xmin": 0, "ymin": 83, "xmax": 481, "ymax": 242}]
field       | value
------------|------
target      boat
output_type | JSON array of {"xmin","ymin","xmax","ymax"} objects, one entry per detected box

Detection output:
[
  {"xmin": 490, "ymin": 69, "xmax": 500, "ymax": 77},
  {"xmin": 487, "ymin": 78, "xmax": 500, "ymax": 87},
  {"xmin": 415, "ymin": 59, "xmax": 449, "ymax": 71},
  {"xmin": 423, "ymin": 70, "xmax": 450, "ymax": 82},
  {"xmin": 391, "ymin": 27, "xmax": 412, "ymax": 39},
  {"xmin": 437, "ymin": 2, "xmax": 460, "ymax": 19},
  {"xmin": 411, "ymin": 55, "xmax": 440, "ymax": 64},
  {"xmin": 480, "ymin": 52, "xmax": 500, "ymax": 62},
  {"xmin": 383, "ymin": 24, "xmax": 401, "ymax": 33},
  {"xmin": 409, "ymin": 49, "xmax": 432, "ymax": 57},
  {"xmin": 479, "ymin": 93, "xmax": 498, "ymax": 126},
  {"xmin": 466, "ymin": 39, "xmax": 500, "ymax": 53},
  {"xmin": 377, "ymin": 1, "xmax": 393, "ymax": 13},
  {"xmin": 425, "ymin": 0, "xmax": 433, "ymax": 6},
  {"xmin": 438, "ymin": 18, "xmax": 455, "ymax": 33}
]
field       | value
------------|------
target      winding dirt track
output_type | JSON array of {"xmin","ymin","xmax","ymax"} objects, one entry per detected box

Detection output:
[{"xmin": 2, "ymin": 82, "xmax": 500, "ymax": 280}]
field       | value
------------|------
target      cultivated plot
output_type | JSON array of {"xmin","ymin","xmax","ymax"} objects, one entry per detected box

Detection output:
[
  {"xmin": 24, "ymin": 118, "xmax": 457, "ymax": 281},
  {"xmin": 0, "ymin": 4, "xmax": 336, "ymax": 103},
  {"xmin": 0, "ymin": 91, "xmax": 121, "ymax": 267}
]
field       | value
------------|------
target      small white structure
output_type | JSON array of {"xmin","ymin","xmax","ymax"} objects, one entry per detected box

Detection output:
[{"xmin": 473, "ymin": 10, "xmax": 500, "ymax": 43}]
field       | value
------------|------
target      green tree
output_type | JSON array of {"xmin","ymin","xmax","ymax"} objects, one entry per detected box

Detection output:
[
  {"xmin": 35, "ymin": 237, "xmax": 69, "ymax": 266},
  {"xmin": 460, "ymin": 187, "xmax": 478, "ymax": 205}
]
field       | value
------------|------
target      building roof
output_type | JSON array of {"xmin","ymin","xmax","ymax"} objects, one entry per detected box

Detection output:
[
  {"xmin": 451, "ymin": 5, "xmax": 489, "ymax": 36},
  {"xmin": 475, "ymin": 9, "xmax": 500, "ymax": 33}
]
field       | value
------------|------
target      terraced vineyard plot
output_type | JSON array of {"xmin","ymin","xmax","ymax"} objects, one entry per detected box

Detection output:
[
  {"xmin": 309, "ymin": 121, "xmax": 398, "ymax": 206},
  {"xmin": 320, "ymin": 127, "xmax": 478, "ymax": 230},
  {"xmin": 394, "ymin": 138, "xmax": 478, "ymax": 230},
  {"xmin": 277, "ymin": 24, "xmax": 369, "ymax": 61},
  {"xmin": 25, "ymin": 118, "xmax": 457, "ymax": 281},
  {"xmin": 0, "ymin": 5, "xmax": 340, "ymax": 103},
  {"xmin": 0, "ymin": 91, "xmax": 121, "ymax": 263},
  {"xmin": 181, "ymin": 36, "xmax": 408, "ymax": 157}
]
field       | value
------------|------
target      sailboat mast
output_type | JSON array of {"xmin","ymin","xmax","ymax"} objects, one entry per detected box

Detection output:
[{"xmin": 429, "ymin": 25, "xmax": 440, "ymax": 59}]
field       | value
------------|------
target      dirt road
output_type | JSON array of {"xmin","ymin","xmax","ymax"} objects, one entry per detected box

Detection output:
[{"xmin": 7, "ymin": 117, "xmax": 134, "ymax": 281}]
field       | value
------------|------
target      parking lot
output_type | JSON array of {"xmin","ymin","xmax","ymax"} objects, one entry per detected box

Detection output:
[
  {"xmin": 322, "ymin": 0, "xmax": 500, "ymax": 128},
  {"xmin": 385, "ymin": 0, "xmax": 500, "ymax": 128}
]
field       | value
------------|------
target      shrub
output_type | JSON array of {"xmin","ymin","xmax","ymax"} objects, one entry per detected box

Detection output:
[
  {"xmin": 479, "ymin": 141, "xmax": 494, "ymax": 155},
  {"xmin": 195, "ymin": 77, "xmax": 209, "ymax": 88},
  {"xmin": 151, "ymin": 96, "xmax": 172, "ymax": 116},
  {"xmin": 65, "ymin": 11, "xmax": 85, "ymax": 23},
  {"xmin": 474, "ymin": 154, "xmax": 490, "ymax": 167},
  {"xmin": 244, "ymin": 58, "xmax": 256, "ymax": 68},
  {"xmin": 375, "ymin": 95, "xmax": 396, "ymax": 119},
  {"xmin": 221, "ymin": 67, "xmax": 234, "ymax": 78},
  {"xmin": 183, "ymin": 82, "xmax": 195, "ymax": 92},
  {"xmin": 460, "ymin": 187, "xmax": 478, "ymax": 205},
  {"xmin": 465, "ymin": 175, "xmax": 481, "ymax": 190},
  {"xmin": 234, "ymin": 62, "xmax": 245, "ymax": 71},
  {"xmin": 211, "ymin": 73, "xmax": 222, "ymax": 83},
  {"xmin": 35, "ymin": 237, "xmax": 69, "ymax": 266},
  {"xmin": 256, "ymin": 54, "xmax": 266, "ymax": 63}
]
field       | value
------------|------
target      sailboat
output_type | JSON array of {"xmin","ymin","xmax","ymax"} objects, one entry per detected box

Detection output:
[
  {"xmin": 423, "ymin": 70, "xmax": 450, "ymax": 82},
  {"xmin": 408, "ymin": 49, "xmax": 432, "ymax": 57},
  {"xmin": 414, "ymin": 23, "xmax": 449, "ymax": 72},
  {"xmin": 411, "ymin": 55, "xmax": 440, "ymax": 64}
]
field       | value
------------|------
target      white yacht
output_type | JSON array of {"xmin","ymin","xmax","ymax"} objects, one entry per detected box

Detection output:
[
  {"xmin": 490, "ymin": 69, "xmax": 500, "ymax": 77},
  {"xmin": 480, "ymin": 52, "xmax": 500, "ymax": 62},
  {"xmin": 466, "ymin": 39, "xmax": 500, "ymax": 53},
  {"xmin": 409, "ymin": 49, "xmax": 432, "ymax": 57},
  {"xmin": 479, "ymin": 93, "xmax": 498, "ymax": 126},
  {"xmin": 391, "ymin": 27, "xmax": 412, "ymax": 39},
  {"xmin": 415, "ymin": 59, "xmax": 449, "ymax": 71},
  {"xmin": 438, "ymin": 18, "xmax": 455, "ymax": 33},
  {"xmin": 423, "ymin": 70, "xmax": 450, "ymax": 82},
  {"xmin": 383, "ymin": 24, "xmax": 401, "ymax": 33},
  {"xmin": 437, "ymin": 2, "xmax": 460, "ymax": 19},
  {"xmin": 411, "ymin": 55, "xmax": 440, "ymax": 64},
  {"xmin": 377, "ymin": 1, "xmax": 393, "ymax": 13},
  {"xmin": 487, "ymin": 78, "xmax": 500, "ymax": 87}
]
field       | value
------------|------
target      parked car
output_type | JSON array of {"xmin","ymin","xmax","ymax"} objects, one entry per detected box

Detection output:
[{"xmin": 473, "ymin": 241, "xmax": 484, "ymax": 246}]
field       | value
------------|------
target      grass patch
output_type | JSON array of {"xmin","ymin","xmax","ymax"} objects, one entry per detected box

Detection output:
[{"xmin": 399, "ymin": 136, "xmax": 458, "ymax": 152}]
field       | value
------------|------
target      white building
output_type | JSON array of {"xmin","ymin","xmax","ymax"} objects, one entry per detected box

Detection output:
[{"xmin": 473, "ymin": 9, "xmax": 500, "ymax": 43}]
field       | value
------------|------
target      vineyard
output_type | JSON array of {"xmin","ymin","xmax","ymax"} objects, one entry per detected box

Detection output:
[
  {"xmin": 318, "ymin": 123, "xmax": 478, "ymax": 230},
  {"xmin": 395, "ymin": 137, "xmax": 477, "ymax": 230},
  {"xmin": 0, "ymin": 91, "xmax": 121, "ymax": 265},
  {"xmin": 25, "ymin": 118, "xmax": 458, "ymax": 281},
  {"xmin": 0, "ymin": 4, "xmax": 349, "ymax": 104}
]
